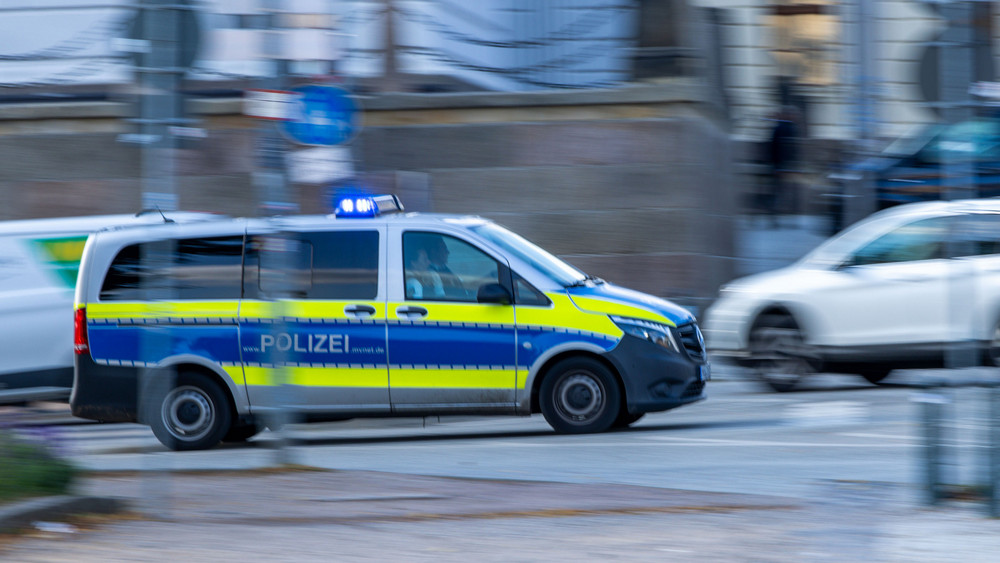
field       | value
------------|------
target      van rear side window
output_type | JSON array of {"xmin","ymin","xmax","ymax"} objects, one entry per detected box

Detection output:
[
  {"xmin": 100, "ymin": 236, "xmax": 245, "ymax": 301},
  {"xmin": 243, "ymin": 230, "xmax": 379, "ymax": 300},
  {"xmin": 306, "ymin": 231, "xmax": 379, "ymax": 299}
]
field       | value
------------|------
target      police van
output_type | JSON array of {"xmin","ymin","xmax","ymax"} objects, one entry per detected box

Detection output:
[
  {"xmin": 70, "ymin": 196, "xmax": 708, "ymax": 450},
  {"xmin": 0, "ymin": 211, "xmax": 220, "ymax": 405}
]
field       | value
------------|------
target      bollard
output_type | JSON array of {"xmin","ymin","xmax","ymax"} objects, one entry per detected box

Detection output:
[{"xmin": 913, "ymin": 391, "xmax": 949, "ymax": 506}]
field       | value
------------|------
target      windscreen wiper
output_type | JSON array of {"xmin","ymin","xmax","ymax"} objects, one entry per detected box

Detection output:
[{"xmin": 566, "ymin": 275, "xmax": 605, "ymax": 288}]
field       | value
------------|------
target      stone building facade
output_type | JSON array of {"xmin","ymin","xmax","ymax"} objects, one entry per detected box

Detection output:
[{"xmin": 0, "ymin": 81, "xmax": 734, "ymax": 312}]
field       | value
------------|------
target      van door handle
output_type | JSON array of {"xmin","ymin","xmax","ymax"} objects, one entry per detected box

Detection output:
[
  {"xmin": 344, "ymin": 304, "xmax": 376, "ymax": 318},
  {"xmin": 396, "ymin": 305, "xmax": 428, "ymax": 319}
]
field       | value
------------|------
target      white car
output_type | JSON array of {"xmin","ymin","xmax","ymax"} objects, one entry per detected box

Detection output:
[
  {"xmin": 704, "ymin": 198, "xmax": 1000, "ymax": 391},
  {"xmin": 0, "ymin": 211, "xmax": 221, "ymax": 405}
]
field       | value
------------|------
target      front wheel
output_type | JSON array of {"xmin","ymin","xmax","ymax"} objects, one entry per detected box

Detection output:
[
  {"xmin": 857, "ymin": 367, "xmax": 892, "ymax": 385},
  {"xmin": 146, "ymin": 371, "xmax": 232, "ymax": 451},
  {"xmin": 540, "ymin": 357, "xmax": 621, "ymax": 434},
  {"xmin": 613, "ymin": 411, "xmax": 645, "ymax": 429},
  {"xmin": 748, "ymin": 314, "xmax": 817, "ymax": 392}
]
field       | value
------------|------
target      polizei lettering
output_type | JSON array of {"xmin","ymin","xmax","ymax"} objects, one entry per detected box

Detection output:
[{"xmin": 260, "ymin": 333, "xmax": 349, "ymax": 354}]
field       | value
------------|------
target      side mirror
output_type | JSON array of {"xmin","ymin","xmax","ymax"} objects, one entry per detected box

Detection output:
[{"xmin": 477, "ymin": 283, "xmax": 512, "ymax": 305}]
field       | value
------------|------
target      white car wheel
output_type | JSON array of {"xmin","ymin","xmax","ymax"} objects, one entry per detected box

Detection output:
[{"xmin": 749, "ymin": 315, "xmax": 817, "ymax": 392}]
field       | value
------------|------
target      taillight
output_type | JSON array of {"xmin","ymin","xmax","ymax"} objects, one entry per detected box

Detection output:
[{"xmin": 74, "ymin": 307, "xmax": 89, "ymax": 354}]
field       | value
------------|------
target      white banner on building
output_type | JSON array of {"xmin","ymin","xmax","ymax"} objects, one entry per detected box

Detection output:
[{"xmin": 2, "ymin": 0, "xmax": 635, "ymax": 91}]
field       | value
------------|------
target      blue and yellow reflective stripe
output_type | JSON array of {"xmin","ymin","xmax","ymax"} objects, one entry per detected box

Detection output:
[
  {"xmin": 222, "ymin": 365, "xmax": 246, "ymax": 387},
  {"xmin": 516, "ymin": 294, "xmax": 623, "ymax": 338},
  {"xmin": 273, "ymin": 300, "xmax": 386, "ymax": 320},
  {"xmin": 238, "ymin": 300, "xmax": 275, "ymax": 319},
  {"xmin": 389, "ymin": 367, "xmax": 516, "ymax": 389},
  {"xmin": 386, "ymin": 301, "xmax": 513, "ymax": 325},
  {"xmin": 241, "ymin": 365, "xmax": 389, "ymax": 387},
  {"xmin": 87, "ymin": 301, "xmax": 240, "ymax": 319}
]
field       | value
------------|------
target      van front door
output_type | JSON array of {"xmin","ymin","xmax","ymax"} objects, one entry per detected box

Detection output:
[{"xmin": 386, "ymin": 230, "xmax": 517, "ymax": 412}]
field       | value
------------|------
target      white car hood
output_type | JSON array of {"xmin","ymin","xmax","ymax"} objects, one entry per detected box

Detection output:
[{"xmin": 722, "ymin": 264, "xmax": 843, "ymax": 299}]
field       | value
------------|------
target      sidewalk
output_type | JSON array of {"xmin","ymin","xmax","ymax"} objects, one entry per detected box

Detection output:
[{"xmin": 2, "ymin": 469, "xmax": 999, "ymax": 561}]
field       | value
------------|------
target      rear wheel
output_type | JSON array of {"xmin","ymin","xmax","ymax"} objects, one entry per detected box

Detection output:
[
  {"xmin": 222, "ymin": 422, "xmax": 261, "ymax": 443},
  {"xmin": 540, "ymin": 357, "xmax": 621, "ymax": 434},
  {"xmin": 748, "ymin": 314, "xmax": 817, "ymax": 392},
  {"xmin": 988, "ymin": 321, "xmax": 1000, "ymax": 367},
  {"xmin": 146, "ymin": 371, "xmax": 231, "ymax": 451}
]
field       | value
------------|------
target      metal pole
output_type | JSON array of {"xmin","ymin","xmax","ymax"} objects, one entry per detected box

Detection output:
[
  {"xmin": 255, "ymin": 0, "xmax": 296, "ymax": 467},
  {"xmin": 988, "ymin": 387, "xmax": 1000, "ymax": 517},
  {"xmin": 134, "ymin": 0, "xmax": 187, "ymax": 520},
  {"xmin": 844, "ymin": 0, "xmax": 877, "ymax": 226},
  {"xmin": 915, "ymin": 391, "xmax": 949, "ymax": 505}
]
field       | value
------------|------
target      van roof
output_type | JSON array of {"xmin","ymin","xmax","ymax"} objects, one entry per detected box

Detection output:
[
  {"xmin": 0, "ymin": 211, "xmax": 224, "ymax": 236},
  {"xmin": 268, "ymin": 212, "xmax": 492, "ymax": 230}
]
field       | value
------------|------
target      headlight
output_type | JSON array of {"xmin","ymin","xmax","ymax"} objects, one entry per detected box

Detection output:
[{"xmin": 610, "ymin": 316, "xmax": 680, "ymax": 353}]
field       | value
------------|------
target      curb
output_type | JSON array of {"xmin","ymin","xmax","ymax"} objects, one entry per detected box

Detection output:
[{"xmin": 0, "ymin": 496, "xmax": 127, "ymax": 535}]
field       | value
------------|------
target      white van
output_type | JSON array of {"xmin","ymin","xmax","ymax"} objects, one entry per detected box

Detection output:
[{"xmin": 0, "ymin": 211, "xmax": 222, "ymax": 404}]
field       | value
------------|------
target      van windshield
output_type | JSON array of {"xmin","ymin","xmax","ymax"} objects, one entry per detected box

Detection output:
[{"xmin": 470, "ymin": 223, "xmax": 586, "ymax": 286}]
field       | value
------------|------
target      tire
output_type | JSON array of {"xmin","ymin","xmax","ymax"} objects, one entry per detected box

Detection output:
[
  {"xmin": 540, "ymin": 357, "xmax": 621, "ymax": 434},
  {"xmin": 987, "ymin": 321, "xmax": 1000, "ymax": 367},
  {"xmin": 748, "ymin": 314, "xmax": 817, "ymax": 393},
  {"xmin": 857, "ymin": 367, "xmax": 892, "ymax": 385},
  {"xmin": 146, "ymin": 371, "xmax": 232, "ymax": 451},
  {"xmin": 613, "ymin": 411, "xmax": 645, "ymax": 429},
  {"xmin": 222, "ymin": 422, "xmax": 261, "ymax": 443}
]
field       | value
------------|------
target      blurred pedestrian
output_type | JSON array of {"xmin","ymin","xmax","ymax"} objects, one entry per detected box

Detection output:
[{"xmin": 764, "ymin": 106, "xmax": 800, "ymax": 227}]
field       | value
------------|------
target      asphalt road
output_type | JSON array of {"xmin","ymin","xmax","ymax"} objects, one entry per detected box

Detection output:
[
  {"xmin": 5, "ymin": 368, "xmax": 1000, "ymax": 561},
  {"xmin": 9, "ymin": 368, "xmax": 995, "ymax": 500}
]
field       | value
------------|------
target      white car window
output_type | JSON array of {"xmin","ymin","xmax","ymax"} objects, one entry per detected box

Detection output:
[
  {"xmin": 849, "ymin": 217, "xmax": 950, "ymax": 266},
  {"xmin": 952, "ymin": 214, "xmax": 1000, "ymax": 258}
]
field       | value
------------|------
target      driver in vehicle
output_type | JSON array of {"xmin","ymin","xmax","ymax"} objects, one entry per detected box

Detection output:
[{"xmin": 404, "ymin": 240, "xmax": 444, "ymax": 299}]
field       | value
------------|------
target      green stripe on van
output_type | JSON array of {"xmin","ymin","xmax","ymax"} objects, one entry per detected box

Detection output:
[{"xmin": 31, "ymin": 235, "xmax": 88, "ymax": 288}]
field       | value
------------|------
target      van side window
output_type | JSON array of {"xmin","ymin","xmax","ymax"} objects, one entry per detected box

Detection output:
[
  {"xmin": 513, "ymin": 273, "xmax": 550, "ymax": 306},
  {"xmin": 302, "ymin": 231, "xmax": 379, "ymax": 299},
  {"xmin": 403, "ymin": 232, "xmax": 502, "ymax": 302},
  {"xmin": 100, "ymin": 236, "xmax": 245, "ymax": 301}
]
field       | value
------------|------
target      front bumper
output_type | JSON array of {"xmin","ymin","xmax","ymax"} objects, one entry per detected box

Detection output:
[{"xmin": 602, "ymin": 331, "xmax": 708, "ymax": 415}]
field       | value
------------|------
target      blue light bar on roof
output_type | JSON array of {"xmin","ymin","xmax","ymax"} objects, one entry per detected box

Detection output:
[{"xmin": 333, "ymin": 194, "xmax": 404, "ymax": 218}]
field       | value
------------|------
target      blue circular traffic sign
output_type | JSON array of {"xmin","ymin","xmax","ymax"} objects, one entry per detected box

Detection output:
[{"xmin": 282, "ymin": 85, "xmax": 360, "ymax": 146}]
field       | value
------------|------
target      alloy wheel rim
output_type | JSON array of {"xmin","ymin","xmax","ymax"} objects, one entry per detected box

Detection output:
[
  {"xmin": 556, "ymin": 373, "xmax": 604, "ymax": 422},
  {"xmin": 162, "ymin": 386, "xmax": 214, "ymax": 441}
]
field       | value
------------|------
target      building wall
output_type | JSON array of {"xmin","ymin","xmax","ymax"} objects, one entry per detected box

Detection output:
[
  {"xmin": 0, "ymin": 82, "xmax": 735, "ymax": 310},
  {"xmin": 693, "ymin": 0, "xmax": 955, "ymax": 143}
]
